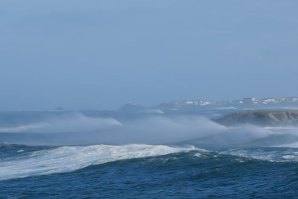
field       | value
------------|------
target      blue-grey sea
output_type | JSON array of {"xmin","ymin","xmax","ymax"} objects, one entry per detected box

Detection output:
[{"xmin": 0, "ymin": 109, "xmax": 298, "ymax": 198}]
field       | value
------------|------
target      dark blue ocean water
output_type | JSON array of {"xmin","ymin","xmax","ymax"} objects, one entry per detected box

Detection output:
[
  {"xmin": 1, "ymin": 110, "xmax": 298, "ymax": 198},
  {"xmin": 0, "ymin": 144, "xmax": 298, "ymax": 199}
]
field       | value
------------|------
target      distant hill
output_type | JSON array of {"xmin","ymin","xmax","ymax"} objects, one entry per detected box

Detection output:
[
  {"xmin": 154, "ymin": 97, "xmax": 298, "ymax": 111},
  {"xmin": 215, "ymin": 110, "xmax": 298, "ymax": 126},
  {"xmin": 116, "ymin": 97, "xmax": 298, "ymax": 116},
  {"xmin": 119, "ymin": 103, "xmax": 147, "ymax": 111}
]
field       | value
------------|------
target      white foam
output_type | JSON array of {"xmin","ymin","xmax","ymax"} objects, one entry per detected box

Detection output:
[
  {"xmin": 0, "ymin": 144, "xmax": 196, "ymax": 181},
  {"xmin": 222, "ymin": 148, "xmax": 298, "ymax": 162}
]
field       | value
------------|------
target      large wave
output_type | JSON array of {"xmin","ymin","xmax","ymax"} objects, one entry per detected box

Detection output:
[
  {"xmin": 0, "ymin": 144, "xmax": 197, "ymax": 181},
  {"xmin": 1, "ymin": 143, "xmax": 298, "ymax": 182}
]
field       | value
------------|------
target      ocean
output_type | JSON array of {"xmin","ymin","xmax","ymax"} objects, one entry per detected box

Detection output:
[{"xmin": 0, "ymin": 109, "xmax": 298, "ymax": 198}]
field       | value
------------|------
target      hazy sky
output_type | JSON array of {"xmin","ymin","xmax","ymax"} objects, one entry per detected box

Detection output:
[{"xmin": 0, "ymin": 0, "xmax": 297, "ymax": 110}]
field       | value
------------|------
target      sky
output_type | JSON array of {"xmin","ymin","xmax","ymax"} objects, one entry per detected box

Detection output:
[{"xmin": 0, "ymin": 0, "xmax": 298, "ymax": 110}]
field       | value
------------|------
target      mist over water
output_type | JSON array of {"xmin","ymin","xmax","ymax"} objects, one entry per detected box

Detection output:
[
  {"xmin": 1, "ymin": 110, "xmax": 298, "ymax": 191},
  {"xmin": 1, "ymin": 0, "xmax": 297, "ymax": 196},
  {"xmin": 0, "ymin": 113, "xmax": 121, "ymax": 134},
  {"xmin": 1, "ymin": 111, "xmax": 298, "ymax": 147},
  {"xmin": 0, "ymin": 112, "xmax": 224, "ymax": 145}
]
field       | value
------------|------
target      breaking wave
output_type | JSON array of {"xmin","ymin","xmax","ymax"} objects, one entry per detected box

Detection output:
[
  {"xmin": 1, "ymin": 142, "xmax": 298, "ymax": 182},
  {"xmin": 0, "ymin": 144, "xmax": 197, "ymax": 181}
]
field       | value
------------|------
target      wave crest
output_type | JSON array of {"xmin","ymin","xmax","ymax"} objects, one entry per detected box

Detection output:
[{"xmin": 0, "ymin": 144, "xmax": 197, "ymax": 181}]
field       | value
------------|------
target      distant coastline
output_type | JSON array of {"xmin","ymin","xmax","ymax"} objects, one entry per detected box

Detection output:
[{"xmin": 215, "ymin": 110, "xmax": 298, "ymax": 127}]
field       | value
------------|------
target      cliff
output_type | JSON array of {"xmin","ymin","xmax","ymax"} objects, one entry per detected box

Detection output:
[{"xmin": 215, "ymin": 110, "xmax": 298, "ymax": 126}]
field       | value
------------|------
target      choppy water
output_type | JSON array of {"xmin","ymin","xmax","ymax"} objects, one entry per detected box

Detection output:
[
  {"xmin": 1, "ymin": 111, "xmax": 298, "ymax": 198},
  {"xmin": 1, "ymin": 144, "xmax": 298, "ymax": 198}
]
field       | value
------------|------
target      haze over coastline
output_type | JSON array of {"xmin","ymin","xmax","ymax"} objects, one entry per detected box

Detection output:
[
  {"xmin": 0, "ymin": 0, "xmax": 298, "ymax": 110},
  {"xmin": 1, "ymin": 1, "xmax": 298, "ymax": 198}
]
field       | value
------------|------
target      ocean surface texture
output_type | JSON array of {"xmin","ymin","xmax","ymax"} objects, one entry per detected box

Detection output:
[{"xmin": 0, "ymin": 108, "xmax": 298, "ymax": 198}]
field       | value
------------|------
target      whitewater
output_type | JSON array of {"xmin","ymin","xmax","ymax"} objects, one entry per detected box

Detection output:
[
  {"xmin": 1, "ymin": 110, "xmax": 298, "ymax": 198},
  {"xmin": 0, "ymin": 144, "xmax": 197, "ymax": 181}
]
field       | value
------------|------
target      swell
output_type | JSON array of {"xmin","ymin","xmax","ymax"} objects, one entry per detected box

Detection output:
[
  {"xmin": 1, "ymin": 142, "xmax": 298, "ymax": 182},
  {"xmin": 1, "ymin": 150, "xmax": 296, "ymax": 199},
  {"xmin": 0, "ymin": 144, "xmax": 197, "ymax": 181}
]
